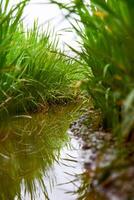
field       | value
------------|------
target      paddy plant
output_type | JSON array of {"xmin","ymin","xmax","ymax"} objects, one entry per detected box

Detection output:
[
  {"xmin": 0, "ymin": 0, "xmax": 86, "ymax": 119},
  {"xmin": 50, "ymin": 0, "xmax": 134, "ymax": 140}
]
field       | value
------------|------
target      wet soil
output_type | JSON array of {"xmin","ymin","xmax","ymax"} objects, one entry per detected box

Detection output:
[{"xmin": 68, "ymin": 108, "xmax": 134, "ymax": 200}]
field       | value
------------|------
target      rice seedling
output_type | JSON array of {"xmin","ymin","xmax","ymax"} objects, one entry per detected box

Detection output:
[
  {"xmin": 0, "ymin": 0, "xmax": 86, "ymax": 119},
  {"xmin": 50, "ymin": 0, "xmax": 134, "ymax": 139}
]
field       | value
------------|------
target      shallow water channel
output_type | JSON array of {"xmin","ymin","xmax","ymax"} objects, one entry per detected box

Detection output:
[{"xmin": 0, "ymin": 103, "xmax": 95, "ymax": 200}]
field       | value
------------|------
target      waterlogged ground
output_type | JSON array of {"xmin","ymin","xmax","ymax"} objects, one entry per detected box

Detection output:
[{"xmin": 0, "ymin": 103, "xmax": 134, "ymax": 200}]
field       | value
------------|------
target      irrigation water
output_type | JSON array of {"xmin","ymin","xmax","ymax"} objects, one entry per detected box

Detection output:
[
  {"xmin": 0, "ymin": 103, "xmax": 88, "ymax": 200},
  {"xmin": 0, "ymin": 102, "xmax": 133, "ymax": 200}
]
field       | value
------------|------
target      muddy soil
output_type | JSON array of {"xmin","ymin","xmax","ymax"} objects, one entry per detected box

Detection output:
[{"xmin": 68, "ymin": 109, "xmax": 134, "ymax": 200}]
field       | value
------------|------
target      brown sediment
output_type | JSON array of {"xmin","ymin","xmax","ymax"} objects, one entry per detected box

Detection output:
[{"xmin": 68, "ymin": 109, "xmax": 134, "ymax": 200}]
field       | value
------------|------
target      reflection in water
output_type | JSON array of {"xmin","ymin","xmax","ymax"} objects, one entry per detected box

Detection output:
[
  {"xmin": 0, "ymin": 102, "xmax": 113, "ymax": 200},
  {"xmin": 0, "ymin": 104, "xmax": 83, "ymax": 200}
]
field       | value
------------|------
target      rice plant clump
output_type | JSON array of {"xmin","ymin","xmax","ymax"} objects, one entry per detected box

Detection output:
[{"xmin": 0, "ymin": 0, "xmax": 86, "ymax": 118}]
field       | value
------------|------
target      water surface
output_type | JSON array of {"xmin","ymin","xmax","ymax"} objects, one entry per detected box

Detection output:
[{"xmin": 0, "ymin": 103, "xmax": 85, "ymax": 200}]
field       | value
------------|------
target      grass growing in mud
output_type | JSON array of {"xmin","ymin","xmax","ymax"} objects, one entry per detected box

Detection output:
[{"xmin": 0, "ymin": 0, "xmax": 86, "ymax": 119}]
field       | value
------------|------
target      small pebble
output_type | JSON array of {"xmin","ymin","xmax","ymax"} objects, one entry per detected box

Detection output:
[{"xmin": 82, "ymin": 144, "xmax": 91, "ymax": 150}]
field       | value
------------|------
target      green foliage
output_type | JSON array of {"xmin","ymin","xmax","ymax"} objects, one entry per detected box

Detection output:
[
  {"xmin": 50, "ymin": 0, "xmax": 134, "ymax": 138},
  {"xmin": 0, "ymin": 0, "xmax": 85, "ymax": 118},
  {"xmin": 0, "ymin": 0, "xmax": 29, "ymax": 69}
]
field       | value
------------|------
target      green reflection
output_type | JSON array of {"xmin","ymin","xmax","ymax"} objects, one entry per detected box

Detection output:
[{"xmin": 0, "ymin": 104, "xmax": 80, "ymax": 200}]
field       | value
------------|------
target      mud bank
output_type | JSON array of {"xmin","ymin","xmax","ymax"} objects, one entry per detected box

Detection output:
[{"xmin": 68, "ymin": 109, "xmax": 134, "ymax": 200}]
